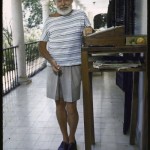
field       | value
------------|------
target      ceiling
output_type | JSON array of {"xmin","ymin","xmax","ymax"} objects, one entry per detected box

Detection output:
[{"xmin": 77, "ymin": 0, "xmax": 109, "ymax": 16}]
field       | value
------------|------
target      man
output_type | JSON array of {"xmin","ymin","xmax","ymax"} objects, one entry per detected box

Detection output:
[{"xmin": 39, "ymin": 0, "xmax": 92, "ymax": 149}]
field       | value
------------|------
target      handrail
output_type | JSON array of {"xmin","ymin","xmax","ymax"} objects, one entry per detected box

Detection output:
[{"xmin": 2, "ymin": 41, "xmax": 46, "ymax": 95}]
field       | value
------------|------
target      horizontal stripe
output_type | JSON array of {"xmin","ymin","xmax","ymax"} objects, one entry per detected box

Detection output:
[{"xmin": 40, "ymin": 9, "xmax": 91, "ymax": 66}]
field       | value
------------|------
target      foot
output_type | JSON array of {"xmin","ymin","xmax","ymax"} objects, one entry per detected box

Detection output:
[
  {"xmin": 68, "ymin": 140, "xmax": 77, "ymax": 150},
  {"xmin": 58, "ymin": 141, "xmax": 69, "ymax": 150}
]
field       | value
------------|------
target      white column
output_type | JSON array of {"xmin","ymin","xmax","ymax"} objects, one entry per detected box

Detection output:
[
  {"xmin": 87, "ymin": 11, "xmax": 94, "ymax": 28},
  {"xmin": 40, "ymin": 0, "xmax": 50, "ymax": 24},
  {"xmin": 11, "ymin": 0, "xmax": 31, "ymax": 84},
  {"xmin": 72, "ymin": 1, "xmax": 76, "ymax": 9},
  {"xmin": 78, "ymin": 5, "xmax": 82, "ymax": 10},
  {"xmin": 73, "ymin": 0, "xmax": 86, "ymax": 11},
  {"xmin": 74, "ymin": 0, "xmax": 80, "ymax": 9},
  {"xmin": 79, "ymin": 4, "xmax": 83, "ymax": 10}
]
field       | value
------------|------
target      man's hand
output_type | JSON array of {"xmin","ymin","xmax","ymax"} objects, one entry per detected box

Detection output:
[
  {"xmin": 39, "ymin": 41, "xmax": 62, "ymax": 73},
  {"xmin": 50, "ymin": 59, "xmax": 62, "ymax": 73},
  {"xmin": 83, "ymin": 27, "xmax": 94, "ymax": 36}
]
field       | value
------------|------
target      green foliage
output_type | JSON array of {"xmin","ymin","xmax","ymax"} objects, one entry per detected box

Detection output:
[
  {"xmin": 49, "ymin": 0, "xmax": 57, "ymax": 13},
  {"xmin": 24, "ymin": 27, "xmax": 42, "ymax": 43},
  {"xmin": 22, "ymin": 0, "xmax": 56, "ymax": 28},
  {"xmin": 3, "ymin": 26, "xmax": 13, "ymax": 48},
  {"xmin": 22, "ymin": 0, "xmax": 42, "ymax": 28},
  {"xmin": 3, "ymin": 48, "xmax": 15, "ymax": 75},
  {"xmin": 25, "ymin": 42, "xmax": 39, "ymax": 62}
]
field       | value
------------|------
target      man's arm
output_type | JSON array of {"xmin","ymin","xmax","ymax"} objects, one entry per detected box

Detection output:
[{"xmin": 38, "ymin": 41, "xmax": 61, "ymax": 72}]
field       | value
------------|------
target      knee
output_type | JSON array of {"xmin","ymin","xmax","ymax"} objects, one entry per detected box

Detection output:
[
  {"xmin": 66, "ymin": 102, "xmax": 77, "ymax": 115},
  {"xmin": 56, "ymin": 100, "xmax": 66, "ymax": 111}
]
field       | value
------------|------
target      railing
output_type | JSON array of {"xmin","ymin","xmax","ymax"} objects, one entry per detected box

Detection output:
[
  {"xmin": 3, "ymin": 46, "xmax": 19, "ymax": 95},
  {"xmin": 3, "ymin": 41, "xmax": 46, "ymax": 95},
  {"xmin": 25, "ymin": 41, "xmax": 46, "ymax": 77}
]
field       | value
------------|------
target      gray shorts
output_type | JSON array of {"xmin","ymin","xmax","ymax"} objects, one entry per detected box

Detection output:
[{"xmin": 46, "ymin": 65, "xmax": 81, "ymax": 102}]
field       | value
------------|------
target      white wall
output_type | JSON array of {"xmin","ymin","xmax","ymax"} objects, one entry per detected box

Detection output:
[
  {"xmin": 135, "ymin": 0, "xmax": 147, "ymax": 34},
  {"xmin": 134, "ymin": 0, "xmax": 147, "ymax": 149}
]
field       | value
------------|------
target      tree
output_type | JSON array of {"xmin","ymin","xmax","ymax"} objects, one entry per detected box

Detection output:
[
  {"xmin": 3, "ymin": 24, "xmax": 13, "ymax": 48},
  {"xmin": 22, "ymin": 0, "xmax": 42, "ymax": 28},
  {"xmin": 22, "ymin": 0, "xmax": 56, "ymax": 28}
]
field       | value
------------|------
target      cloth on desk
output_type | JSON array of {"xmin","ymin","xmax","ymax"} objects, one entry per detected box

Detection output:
[{"xmin": 93, "ymin": 60, "xmax": 141, "ymax": 70}]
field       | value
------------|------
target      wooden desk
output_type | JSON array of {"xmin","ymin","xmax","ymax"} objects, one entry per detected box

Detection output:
[{"xmin": 81, "ymin": 45, "xmax": 147, "ymax": 150}]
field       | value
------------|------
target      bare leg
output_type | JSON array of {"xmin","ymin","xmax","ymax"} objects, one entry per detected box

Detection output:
[
  {"xmin": 66, "ymin": 102, "xmax": 79, "ymax": 143},
  {"xmin": 56, "ymin": 100, "xmax": 69, "ymax": 143}
]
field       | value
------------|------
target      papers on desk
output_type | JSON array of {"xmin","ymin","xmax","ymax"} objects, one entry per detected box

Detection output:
[{"xmin": 93, "ymin": 60, "xmax": 142, "ymax": 71}]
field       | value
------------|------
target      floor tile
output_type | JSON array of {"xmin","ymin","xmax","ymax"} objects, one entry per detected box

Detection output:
[{"xmin": 3, "ymin": 69, "xmax": 138, "ymax": 150}]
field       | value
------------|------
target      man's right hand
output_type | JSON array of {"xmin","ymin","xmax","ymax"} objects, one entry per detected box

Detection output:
[
  {"xmin": 39, "ymin": 41, "xmax": 62, "ymax": 73},
  {"xmin": 50, "ymin": 59, "xmax": 61, "ymax": 73}
]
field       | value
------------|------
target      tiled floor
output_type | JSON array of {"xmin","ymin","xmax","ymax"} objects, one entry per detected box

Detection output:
[{"xmin": 3, "ymin": 68, "xmax": 138, "ymax": 150}]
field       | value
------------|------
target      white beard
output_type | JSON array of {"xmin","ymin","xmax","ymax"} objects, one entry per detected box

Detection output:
[{"xmin": 56, "ymin": 5, "xmax": 72, "ymax": 16}]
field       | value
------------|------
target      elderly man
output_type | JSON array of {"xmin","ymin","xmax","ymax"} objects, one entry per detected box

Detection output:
[{"xmin": 39, "ymin": 0, "xmax": 92, "ymax": 149}]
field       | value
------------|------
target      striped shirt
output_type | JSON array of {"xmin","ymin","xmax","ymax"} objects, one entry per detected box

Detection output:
[{"xmin": 40, "ymin": 9, "xmax": 91, "ymax": 66}]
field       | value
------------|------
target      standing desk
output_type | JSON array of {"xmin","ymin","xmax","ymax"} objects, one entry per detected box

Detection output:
[{"xmin": 81, "ymin": 45, "xmax": 147, "ymax": 150}]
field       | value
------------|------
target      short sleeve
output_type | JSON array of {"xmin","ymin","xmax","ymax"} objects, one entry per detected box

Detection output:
[
  {"xmin": 40, "ymin": 18, "xmax": 49, "ymax": 42},
  {"xmin": 83, "ymin": 12, "xmax": 91, "ymax": 27}
]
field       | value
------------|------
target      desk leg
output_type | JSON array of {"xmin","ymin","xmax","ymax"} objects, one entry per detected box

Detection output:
[
  {"xmin": 141, "ymin": 72, "xmax": 148, "ymax": 150},
  {"xmin": 89, "ymin": 72, "xmax": 95, "ymax": 145},
  {"xmin": 81, "ymin": 50, "xmax": 95, "ymax": 150},
  {"xmin": 130, "ymin": 72, "xmax": 139, "ymax": 145}
]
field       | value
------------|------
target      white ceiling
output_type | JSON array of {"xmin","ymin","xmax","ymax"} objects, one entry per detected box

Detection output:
[{"xmin": 78, "ymin": 0, "xmax": 109, "ymax": 15}]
